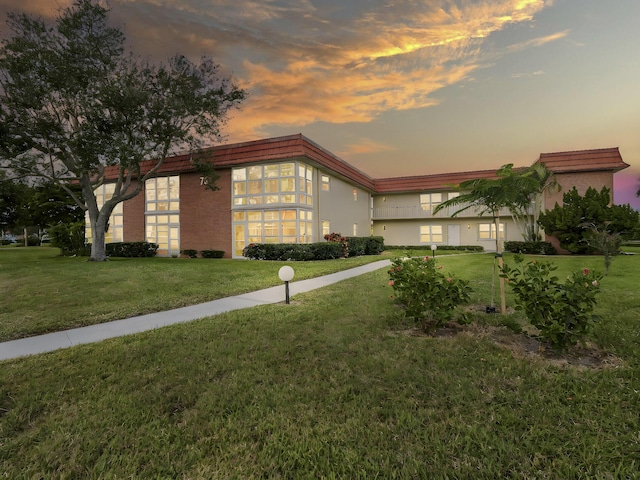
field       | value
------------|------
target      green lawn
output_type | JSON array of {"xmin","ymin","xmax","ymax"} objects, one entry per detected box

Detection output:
[
  {"xmin": 1, "ymin": 248, "xmax": 639, "ymax": 477},
  {"xmin": 0, "ymin": 246, "xmax": 393, "ymax": 342}
]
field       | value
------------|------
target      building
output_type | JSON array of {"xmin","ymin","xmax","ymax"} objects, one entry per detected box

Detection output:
[{"xmin": 97, "ymin": 134, "xmax": 630, "ymax": 257}]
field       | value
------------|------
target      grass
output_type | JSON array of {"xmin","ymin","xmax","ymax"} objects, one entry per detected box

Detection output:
[
  {"xmin": 0, "ymin": 246, "xmax": 393, "ymax": 342},
  {"xmin": 1, "ymin": 248, "xmax": 640, "ymax": 477}
]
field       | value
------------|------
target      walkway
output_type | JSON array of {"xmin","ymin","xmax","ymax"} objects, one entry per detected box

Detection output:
[{"xmin": 0, "ymin": 260, "xmax": 391, "ymax": 361}]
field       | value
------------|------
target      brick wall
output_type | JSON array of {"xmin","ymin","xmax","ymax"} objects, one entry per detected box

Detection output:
[
  {"xmin": 179, "ymin": 170, "xmax": 232, "ymax": 257},
  {"xmin": 121, "ymin": 169, "xmax": 233, "ymax": 258},
  {"xmin": 123, "ymin": 187, "xmax": 145, "ymax": 242}
]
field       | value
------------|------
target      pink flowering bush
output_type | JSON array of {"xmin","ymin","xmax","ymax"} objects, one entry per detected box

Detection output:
[
  {"xmin": 388, "ymin": 256, "xmax": 471, "ymax": 332},
  {"xmin": 500, "ymin": 255, "xmax": 603, "ymax": 350},
  {"xmin": 324, "ymin": 232, "xmax": 349, "ymax": 258}
]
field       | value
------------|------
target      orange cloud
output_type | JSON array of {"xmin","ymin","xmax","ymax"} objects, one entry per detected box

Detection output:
[{"xmin": 1, "ymin": 0, "xmax": 561, "ymax": 144}]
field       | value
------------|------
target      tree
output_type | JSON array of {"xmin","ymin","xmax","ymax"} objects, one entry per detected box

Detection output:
[
  {"xmin": 0, "ymin": 171, "xmax": 30, "ymax": 236},
  {"xmin": 28, "ymin": 182, "xmax": 85, "ymax": 230},
  {"xmin": 433, "ymin": 165, "xmax": 518, "ymax": 313},
  {"xmin": 0, "ymin": 0, "xmax": 245, "ymax": 261},
  {"xmin": 504, "ymin": 163, "xmax": 560, "ymax": 242},
  {"xmin": 538, "ymin": 186, "xmax": 639, "ymax": 254}
]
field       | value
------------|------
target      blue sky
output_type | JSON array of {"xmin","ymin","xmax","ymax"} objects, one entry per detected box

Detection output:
[{"xmin": 3, "ymin": 0, "xmax": 639, "ymax": 207}]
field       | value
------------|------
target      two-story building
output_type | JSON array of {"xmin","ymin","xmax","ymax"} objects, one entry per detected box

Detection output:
[{"xmin": 95, "ymin": 134, "xmax": 630, "ymax": 257}]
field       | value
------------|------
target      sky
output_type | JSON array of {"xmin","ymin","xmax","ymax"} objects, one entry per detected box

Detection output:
[{"xmin": 2, "ymin": 0, "xmax": 639, "ymax": 208}]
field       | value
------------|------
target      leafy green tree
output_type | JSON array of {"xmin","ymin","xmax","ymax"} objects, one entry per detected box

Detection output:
[
  {"xmin": 433, "ymin": 165, "xmax": 515, "ymax": 313},
  {"xmin": 27, "ymin": 182, "xmax": 85, "ymax": 230},
  {"xmin": 0, "ymin": 172, "xmax": 31, "ymax": 237},
  {"xmin": 538, "ymin": 186, "xmax": 639, "ymax": 254},
  {"xmin": 0, "ymin": 0, "xmax": 245, "ymax": 261},
  {"xmin": 433, "ymin": 163, "xmax": 559, "ymax": 312},
  {"xmin": 505, "ymin": 163, "xmax": 560, "ymax": 242}
]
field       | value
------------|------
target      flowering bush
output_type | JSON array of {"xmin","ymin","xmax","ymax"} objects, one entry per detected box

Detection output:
[
  {"xmin": 500, "ymin": 255, "xmax": 603, "ymax": 350},
  {"xmin": 324, "ymin": 232, "xmax": 349, "ymax": 258},
  {"xmin": 388, "ymin": 256, "xmax": 471, "ymax": 332}
]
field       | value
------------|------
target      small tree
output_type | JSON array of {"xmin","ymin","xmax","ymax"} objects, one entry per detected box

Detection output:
[
  {"xmin": 0, "ymin": 0, "xmax": 245, "ymax": 261},
  {"xmin": 585, "ymin": 223, "xmax": 622, "ymax": 275},
  {"xmin": 504, "ymin": 163, "xmax": 560, "ymax": 242},
  {"xmin": 433, "ymin": 165, "xmax": 525, "ymax": 313}
]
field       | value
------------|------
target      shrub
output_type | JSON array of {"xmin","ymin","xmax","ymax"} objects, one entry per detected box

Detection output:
[
  {"xmin": 345, "ymin": 236, "xmax": 366, "ymax": 257},
  {"xmin": 243, "ymin": 242, "xmax": 343, "ymax": 261},
  {"xmin": 200, "ymin": 250, "xmax": 225, "ymax": 258},
  {"xmin": 106, "ymin": 242, "xmax": 158, "ymax": 258},
  {"xmin": 310, "ymin": 242, "xmax": 343, "ymax": 260},
  {"xmin": 344, "ymin": 236, "xmax": 385, "ymax": 257},
  {"xmin": 500, "ymin": 255, "xmax": 603, "ymax": 350},
  {"xmin": 388, "ymin": 256, "xmax": 471, "ymax": 332},
  {"xmin": 324, "ymin": 232, "xmax": 349, "ymax": 258},
  {"xmin": 386, "ymin": 245, "xmax": 484, "ymax": 252},
  {"xmin": 504, "ymin": 241, "xmax": 557, "ymax": 255},
  {"xmin": 48, "ymin": 222, "xmax": 89, "ymax": 256},
  {"xmin": 180, "ymin": 249, "xmax": 198, "ymax": 258},
  {"xmin": 365, "ymin": 236, "xmax": 385, "ymax": 255}
]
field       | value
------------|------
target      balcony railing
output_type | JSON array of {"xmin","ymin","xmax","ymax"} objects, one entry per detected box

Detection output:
[{"xmin": 372, "ymin": 205, "xmax": 511, "ymax": 220}]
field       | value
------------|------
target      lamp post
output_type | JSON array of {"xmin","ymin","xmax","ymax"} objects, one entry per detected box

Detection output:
[
  {"xmin": 278, "ymin": 266, "xmax": 295, "ymax": 304},
  {"xmin": 431, "ymin": 244, "xmax": 437, "ymax": 258}
]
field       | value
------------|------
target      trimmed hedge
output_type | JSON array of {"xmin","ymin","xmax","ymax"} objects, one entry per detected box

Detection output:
[
  {"xmin": 243, "ymin": 237, "xmax": 385, "ymax": 261},
  {"xmin": 243, "ymin": 242, "xmax": 342, "ymax": 261},
  {"xmin": 386, "ymin": 245, "xmax": 484, "ymax": 252},
  {"xmin": 106, "ymin": 242, "xmax": 158, "ymax": 257},
  {"xmin": 504, "ymin": 241, "xmax": 557, "ymax": 255},
  {"xmin": 200, "ymin": 249, "xmax": 225, "ymax": 258}
]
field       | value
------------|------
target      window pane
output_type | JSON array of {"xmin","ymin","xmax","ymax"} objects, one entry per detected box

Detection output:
[
  {"xmin": 233, "ymin": 212, "xmax": 245, "ymax": 221},
  {"xmin": 264, "ymin": 164, "xmax": 279, "ymax": 178},
  {"xmin": 280, "ymin": 178, "xmax": 295, "ymax": 192},
  {"xmin": 233, "ymin": 182, "xmax": 246, "ymax": 195},
  {"xmin": 280, "ymin": 163, "xmax": 294, "ymax": 176},
  {"xmin": 233, "ymin": 168, "xmax": 246, "ymax": 181},
  {"xmin": 264, "ymin": 179, "xmax": 278, "ymax": 193},
  {"xmin": 248, "ymin": 180, "xmax": 262, "ymax": 194},
  {"xmin": 248, "ymin": 166, "xmax": 262, "ymax": 180}
]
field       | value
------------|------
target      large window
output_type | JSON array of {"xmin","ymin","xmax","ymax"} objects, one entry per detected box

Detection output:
[
  {"xmin": 478, "ymin": 223, "xmax": 505, "ymax": 240},
  {"xmin": 232, "ymin": 162, "xmax": 315, "ymax": 256},
  {"xmin": 146, "ymin": 176, "xmax": 180, "ymax": 255},
  {"xmin": 420, "ymin": 193, "xmax": 442, "ymax": 212},
  {"xmin": 420, "ymin": 225, "xmax": 443, "ymax": 243},
  {"xmin": 232, "ymin": 162, "xmax": 313, "ymax": 206},
  {"xmin": 233, "ymin": 209, "xmax": 313, "ymax": 257},
  {"xmin": 85, "ymin": 183, "xmax": 123, "ymax": 244}
]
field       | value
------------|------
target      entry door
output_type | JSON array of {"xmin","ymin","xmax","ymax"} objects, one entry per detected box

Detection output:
[{"xmin": 448, "ymin": 224, "xmax": 461, "ymax": 246}]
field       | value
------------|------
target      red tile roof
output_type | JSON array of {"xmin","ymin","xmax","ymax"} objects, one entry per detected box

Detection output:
[
  {"xmin": 536, "ymin": 147, "xmax": 628, "ymax": 173},
  {"xmin": 103, "ymin": 137, "xmax": 629, "ymax": 194},
  {"xmin": 374, "ymin": 169, "xmax": 500, "ymax": 194},
  {"xmin": 104, "ymin": 134, "xmax": 376, "ymax": 191}
]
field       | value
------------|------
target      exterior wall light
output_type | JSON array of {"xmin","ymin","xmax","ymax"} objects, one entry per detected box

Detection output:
[{"xmin": 278, "ymin": 266, "xmax": 295, "ymax": 304}]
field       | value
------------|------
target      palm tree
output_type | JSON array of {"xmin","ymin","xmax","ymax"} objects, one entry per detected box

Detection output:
[
  {"xmin": 433, "ymin": 171, "xmax": 508, "ymax": 313},
  {"xmin": 507, "ymin": 163, "xmax": 559, "ymax": 242}
]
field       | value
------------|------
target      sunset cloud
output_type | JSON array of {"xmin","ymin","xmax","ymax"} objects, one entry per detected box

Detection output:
[{"xmin": 1, "ymin": 0, "xmax": 560, "ymax": 141}]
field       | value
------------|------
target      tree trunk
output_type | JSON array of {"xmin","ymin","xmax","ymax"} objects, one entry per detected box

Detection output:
[
  {"xmin": 494, "ymin": 215, "xmax": 507, "ymax": 313},
  {"xmin": 89, "ymin": 217, "xmax": 108, "ymax": 261}
]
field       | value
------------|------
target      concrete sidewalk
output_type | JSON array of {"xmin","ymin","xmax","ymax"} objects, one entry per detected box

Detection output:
[{"xmin": 0, "ymin": 260, "xmax": 391, "ymax": 361}]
